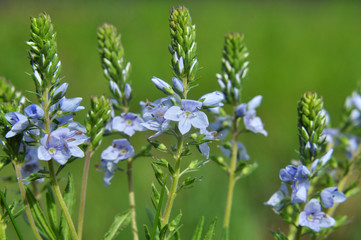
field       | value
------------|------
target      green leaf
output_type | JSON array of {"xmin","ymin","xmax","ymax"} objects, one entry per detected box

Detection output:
[
  {"xmin": 192, "ymin": 216, "xmax": 204, "ymax": 240},
  {"xmin": 104, "ymin": 210, "xmax": 131, "ymax": 240},
  {"xmin": 271, "ymin": 231, "xmax": 289, "ymax": 240},
  {"xmin": 59, "ymin": 174, "xmax": 75, "ymax": 239},
  {"xmin": 25, "ymin": 186, "xmax": 56, "ymax": 239},
  {"xmin": 151, "ymin": 178, "xmax": 167, "ymax": 240},
  {"xmin": 144, "ymin": 224, "xmax": 151, "ymax": 240},
  {"xmin": 0, "ymin": 189, "xmax": 23, "ymax": 240},
  {"xmin": 203, "ymin": 218, "xmax": 217, "ymax": 240},
  {"xmin": 46, "ymin": 185, "xmax": 58, "ymax": 235},
  {"xmin": 169, "ymin": 212, "xmax": 182, "ymax": 232}
]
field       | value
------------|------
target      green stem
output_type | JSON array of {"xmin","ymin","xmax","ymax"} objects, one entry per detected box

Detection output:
[
  {"xmin": 77, "ymin": 147, "xmax": 93, "ymax": 240},
  {"xmin": 14, "ymin": 161, "xmax": 42, "ymax": 240},
  {"xmin": 0, "ymin": 213, "xmax": 5, "ymax": 240},
  {"xmin": 223, "ymin": 116, "xmax": 239, "ymax": 229},
  {"xmin": 161, "ymin": 136, "xmax": 183, "ymax": 227},
  {"xmin": 127, "ymin": 157, "xmax": 139, "ymax": 240},
  {"xmin": 48, "ymin": 160, "xmax": 79, "ymax": 240}
]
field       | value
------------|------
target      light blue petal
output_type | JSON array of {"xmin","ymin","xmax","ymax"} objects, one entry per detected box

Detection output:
[
  {"xmin": 305, "ymin": 199, "xmax": 321, "ymax": 214},
  {"xmin": 69, "ymin": 145, "xmax": 84, "ymax": 158},
  {"xmin": 247, "ymin": 95, "xmax": 262, "ymax": 110},
  {"xmin": 172, "ymin": 77, "xmax": 183, "ymax": 93},
  {"xmin": 181, "ymin": 100, "xmax": 202, "ymax": 112},
  {"xmin": 178, "ymin": 115, "xmax": 191, "ymax": 135},
  {"xmin": 198, "ymin": 143, "xmax": 210, "ymax": 159},
  {"xmin": 191, "ymin": 111, "xmax": 209, "ymax": 129},
  {"xmin": 101, "ymin": 146, "xmax": 118, "ymax": 161},
  {"xmin": 199, "ymin": 91, "xmax": 224, "ymax": 107},
  {"xmin": 112, "ymin": 116, "xmax": 126, "ymax": 132},
  {"xmin": 38, "ymin": 146, "xmax": 51, "ymax": 161},
  {"xmin": 321, "ymin": 189, "xmax": 334, "ymax": 208},
  {"xmin": 164, "ymin": 106, "xmax": 182, "ymax": 121},
  {"xmin": 319, "ymin": 215, "xmax": 336, "ymax": 228}
]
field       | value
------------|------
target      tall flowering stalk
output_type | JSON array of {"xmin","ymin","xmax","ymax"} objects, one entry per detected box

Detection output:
[
  {"xmin": 210, "ymin": 33, "xmax": 267, "ymax": 237},
  {"xmin": 97, "ymin": 23, "xmax": 144, "ymax": 240},
  {"xmin": 265, "ymin": 92, "xmax": 356, "ymax": 240}
]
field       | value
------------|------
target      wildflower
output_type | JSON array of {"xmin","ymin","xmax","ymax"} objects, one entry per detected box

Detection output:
[
  {"xmin": 164, "ymin": 99, "xmax": 209, "ymax": 135},
  {"xmin": 198, "ymin": 128, "xmax": 216, "ymax": 159},
  {"xmin": 38, "ymin": 127, "xmax": 88, "ymax": 165},
  {"xmin": 172, "ymin": 77, "xmax": 183, "ymax": 93},
  {"xmin": 280, "ymin": 165, "xmax": 310, "ymax": 203},
  {"xmin": 24, "ymin": 104, "xmax": 44, "ymax": 119},
  {"xmin": 152, "ymin": 77, "xmax": 174, "ymax": 95},
  {"xmin": 112, "ymin": 112, "xmax": 145, "ymax": 136},
  {"xmin": 299, "ymin": 199, "xmax": 335, "ymax": 232},
  {"xmin": 21, "ymin": 147, "xmax": 42, "ymax": 182},
  {"xmin": 321, "ymin": 187, "xmax": 347, "ymax": 208},
  {"xmin": 209, "ymin": 116, "xmax": 232, "ymax": 139},
  {"xmin": 311, "ymin": 149, "xmax": 333, "ymax": 172},
  {"xmin": 142, "ymin": 104, "xmax": 171, "ymax": 138},
  {"xmin": 5, "ymin": 112, "xmax": 29, "ymax": 138},
  {"xmin": 265, "ymin": 183, "xmax": 289, "ymax": 211},
  {"xmin": 220, "ymin": 141, "xmax": 250, "ymax": 161},
  {"xmin": 101, "ymin": 139, "xmax": 134, "ymax": 163},
  {"xmin": 199, "ymin": 91, "xmax": 224, "ymax": 108},
  {"xmin": 99, "ymin": 160, "xmax": 117, "ymax": 187}
]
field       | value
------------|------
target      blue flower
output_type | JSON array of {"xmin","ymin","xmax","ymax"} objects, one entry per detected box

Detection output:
[
  {"xmin": 199, "ymin": 91, "xmax": 224, "ymax": 108},
  {"xmin": 5, "ymin": 112, "xmax": 29, "ymax": 138},
  {"xmin": 53, "ymin": 82, "xmax": 68, "ymax": 98},
  {"xmin": 172, "ymin": 77, "xmax": 183, "ymax": 94},
  {"xmin": 198, "ymin": 128, "xmax": 216, "ymax": 159},
  {"xmin": 38, "ymin": 128, "xmax": 88, "ymax": 165},
  {"xmin": 112, "ymin": 112, "xmax": 145, "ymax": 136},
  {"xmin": 321, "ymin": 187, "xmax": 347, "ymax": 208},
  {"xmin": 152, "ymin": 77, "xmax": 174, "ymax": 95},
  {"xmin": 280, "ymin": 165, "xmax": 310, "ymax": 203},
  {"xmin": 50, "ymin": 97, "xmax": 85, "ymax": 113},
  {"xmin": 164, "ymin": 99, "xmax": 209, "ymax": 135},
  {"xmin": 235, "ymin": 95, "xmax": 267, "ymax": 136},
  {"xmin": 24, "ymin": 104, "xmax": 44, "ymax": 119},
  {"xmin": 265, "ymin": 183, "xmax": 289, "ymax": 211},
  {"xmin": 101, "ymin": 139, "xmax": 135, "ymax": 163},
  {"xmin": 209, "ymin": 116, "xmax": 232, "ymax": 139},
  {"xmin": 21, "ymin": 147, "xmax": 43, "ymax": 183},
  {"xmin": 311, "ymin": 149, "xmax": 333, "ymax": 172},
  {"xmin": 142, "ymin": 102, "xmax": 171, "ymax": 138},
  {"xmin": 299, "ymin": 199, "xmax": 335, "ymax": 232},
  {"xmin": 124, "ymin": 83, "xmax": 132, "ymax": 100},
  {"xmin": 99, "ymin": 160, "xmax": 117, "ymax": 187}
]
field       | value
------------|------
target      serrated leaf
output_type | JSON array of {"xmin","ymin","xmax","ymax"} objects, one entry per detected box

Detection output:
[
  {"xmin": 192, "ymin": 216, "xmax": 204, "ymax": 240},
  {"xmin": 104, "ymin": 210, "xmax": 131, "ymax": 240},
  {"xmin": 46, "ymin": 185, "xmax": 58, "ymax": 235},
  {"xmin": 203, "ymin": 218, "xmax": 217, "ymax": 240},
  {"xmin": 25, "ymin": 186, "xmax": 56, "ymax": 239},
  {"xmin": 59, "ymin": 174, "xmax": 75, "ymax": 239}
]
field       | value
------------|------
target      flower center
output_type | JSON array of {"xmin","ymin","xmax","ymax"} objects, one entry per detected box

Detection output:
[
  {"xmin": 49, "ymin": 147, "xmax": 56, "ymax": 155},
  {"xmin": 126, "ymin": 119, "xmax": 133, "ymax": 125},
  {"xmin": 185, "ymin": 110, "xmax": 192, "ymax": 117}
]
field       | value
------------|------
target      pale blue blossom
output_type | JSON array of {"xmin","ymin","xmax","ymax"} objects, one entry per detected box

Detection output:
[
  {"xmin": 299, "ymin": 199, "xmax": 335, "ymax": 232},
  {"xmin": 321, "ymin": 187, "xmax": 347, "ymax": 208},
  {"xmin": 112, "ymin": 112, "xmax": 145, "ymax": 136},
  {"xmin": 265, "ymin": 183, "xmax": 289, "ymax": 211},
  {"xmin": 5, "ymin": 112, "xmax": 29, "ymax": 138}
]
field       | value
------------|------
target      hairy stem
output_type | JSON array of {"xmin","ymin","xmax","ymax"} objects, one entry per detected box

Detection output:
[
  {"xmin": 223, "ymin": 116, "xmax": 239, "ymax": 229},
  {"xmin": 162, "ymin": 135, "xmax": 183, "ymax": 227},
  {"xmin": 14, "ymin": 160, "xmax": 42, "ymax": 240},
  {"xmin": 127, "ymin": 157, "xmax": 139, "ymax": 240},
  {"xmin": 77, "ymin": 147, "xmax": 93, "ymax": 240}
]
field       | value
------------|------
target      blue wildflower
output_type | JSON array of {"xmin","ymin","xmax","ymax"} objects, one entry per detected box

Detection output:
[
  {"xmin": 112, "ymin": 112, "xmax": 145, "ymax": 136},
  {"xmin": 5, "ymin": 112, "xmax": 29, "ymax": 138},
  {"xmin": 164, "ymin": 99, "xmax": 209, "ymax": 135},
  {"xmin": 172, "ymin": 77, "xmax": 183, "ymax": 94},
  {"xmin": 321, "ymin": 187, "xmax": 347, "ymax": 208},
  {"xmin": 101, "ymin": 139, "xmax": 135, "ymax": 163},
  {"xmin": 142, "ymin": 103, "xmax": 171, "ymax": 138},
  {"xmin": 124, "ymin": 83, "xmax": 132, "ymax": 100},
  {"xmin": 264, "ymin": 183, "xmax": 289, "ymax": 211},
  {"xmin": 199, "ymin": 91, "xmax": 224, "ymax": 108},
  {"xmin": 152, "ymin": 77, "xmax": 174, "ymax": 95},
  {"xmin": 53, "ymin": 82, "xmax": 68, "ymax": 98},
  {"xmin": 99, "ymin": 160, "xmax": 117, "ymax": 187},
  {"xmin": 280, "ymin": 165, "xmax": 310, "ymax": 203},
  {"xmin": 21, "ymin": 147, "xmax": 43, "ymax": 183},
  {"xmin": 209, "ymin": 116, "xmax": 232, "ymax": 139},
  {"xmin": 299, "ymin": 199, "xmax": 335, "ymax": 232},
  {"xmin": 24, "ymin": 104, "xmax": 44, "ymax": 119},
  {"xmin": 198, "ymin": 128, "xmax": 216, "ymax": 159},
  {"xmin": 311, "ymin": 149, "xmax": 333, "ymax": 172},
  {"xmin": 38, "ymin": 128, "xmax": 88, "ymax": 165}
]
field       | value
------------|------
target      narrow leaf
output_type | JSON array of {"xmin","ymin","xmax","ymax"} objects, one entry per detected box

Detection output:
[
  {"xmin": 59, "ymin": 174, "xmax": 75, "ymax": 239},
  {"xmin": 151, "ymin": 178, "xmax": 167, "ymax": 240},
  {"xmin": 25, "ymin": 186, "xmax": 56, "ymax": 239},
  {"xmin": 192, "ymin": 216, "xmax": 204, "ymax": 240},
  {"xmin": 0, "ymin": 190, "xmax": 23, "ymax": 240},
  {"xmin": 203, "ymin": 218, "xmax": 217, "ymax": 240},
  {"xmin": 46, "ymin": 185, "xmax": 58, "ymax": 235},
  {"xmin": 104, "ymin": 210, "xmax": 131, "ymax": 240}
]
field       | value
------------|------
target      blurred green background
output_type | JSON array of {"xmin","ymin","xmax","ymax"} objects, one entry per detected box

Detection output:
[{"xmin": 1, "ymin": 0, "xmax": 361, "ymax": 239}]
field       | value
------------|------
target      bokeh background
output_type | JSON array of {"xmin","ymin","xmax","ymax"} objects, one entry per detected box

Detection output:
[{"xmin": 1, "ymin": 0, "xmax": 361, "ymax": 239}]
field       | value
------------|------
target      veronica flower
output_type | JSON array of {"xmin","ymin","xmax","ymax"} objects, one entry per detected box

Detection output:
[
  {"xmin": 99, "ymin": 160, "xmax": 117, "ymax": 187},
  {"xmin": 198, "ymin": 128, "xmax": 216, "ymax": 159},
  {"xmin": 101, "ymin": 139, "xmax": 134, "ymax": 163},
  {"xmin": 280, "ymin": 165, "xmax": 310, "ymax": 203},
  {"xmin": 235, "ymin": 95, "xmax": 267, "ymax": 136},
  {"xmin": 321, "ymin": 187, "xmax": 347, "ymax": 208},
  {"xmin": 21, "ymin": 147, "xmax": 42, "ymax": 183},
  {"xmin": 24, "ymin": 104, "xmax": 44, "ymax": 119},
  {"xmin": 112, "ymin": 112, "xmax": 145, "ymax": 136},
  {"xmin": 164, "ymin": 99, "xmax": 209, "ymax": 135},
  {"xmin": 209, "ymin": 116, "xmax": 232, "ymax": 139},
  {"xmin": 50, "ymin": 96, "xmax": 85, "ymax": 113},
  {"xmin": 5, "ymin": 112, "xmax": 29, "ymax": 138},
  {"xmin": 142, "ymin": 103, "xmax": 171, "ymax": 138},
  {"xmin": 265, "ymin": 183, "xmax": 289, "ymax": 211},
  {"xmin": 38, "ymin": 127, "xmax": 88, "ymax": 165},
  {"xmin": 152, "ymin": 77, "xmax": 174, "ymax": 95},
  {"xmin": 199, "ymin": 91, "xmax": 224, "ymax": 108},
  {"xmin": 172, "ymin": 77, "xmax": 183, "ymax": 94},
  {"xmin": 299, "ymin": 199, "xmax": 335, "ymax": 232},
  {"xmin": 311, "ymin": 148, "xmax": 333, "ymax": 172}
]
